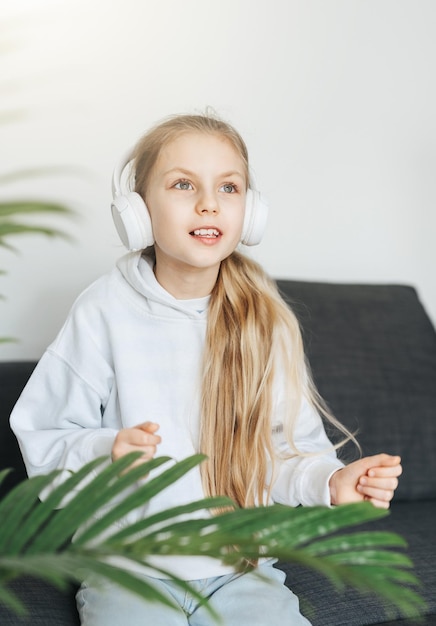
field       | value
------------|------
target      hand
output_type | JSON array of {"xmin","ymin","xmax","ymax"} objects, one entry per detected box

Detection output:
[
  {"xmin": 111, "ymin": 421, "xmax": 161, "ymax": 466},
  {"xmin": 329, "ymin": 453, "xmax": 402, "ymax": 509}
]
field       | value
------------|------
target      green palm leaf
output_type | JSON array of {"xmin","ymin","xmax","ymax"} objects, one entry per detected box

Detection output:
[
  {"xmin": 24, "ymin": 455, "xmax": 171, "ymax": 553},
  {"xmin": 0, "ymin": 221, "xmax": 70, "ymax": 241},
  {"xmin": 0, "ymin": 72, "xmax": 77, "ymax": 341},
  {"xmin": 0, "ymin": 110, "xmax": 25, "ymax": 125},
  {"xmin": 0, "ymin": 196, "xmax": 74, "ymax": 341},
  {"xmin": 0, "ymin": 201, "xmax": 73, "ymax": 217},
  {"xmin": 0, "ymin": 202, "xmax": 74, "ymax": 244},
  {"xmin": 0, "ymin": 453, "xmax": 426, "ymax": 622}
]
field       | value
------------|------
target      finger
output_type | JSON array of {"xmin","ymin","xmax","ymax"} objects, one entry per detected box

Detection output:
[
  {"xmin": 365, "ymin": 496, "xmax": 391, "ymax": 510},
  {"xmin": 118, "ymin": 432, "xmax": 158, "ymax": 450},
  {"xmin": 359, "ymin": 455, "xmax": 401, "ymax": 473},
  {"xmin": 122, "ymin": 449, "xmax": 157, "ymax": 470},
  {"xmin": 368, "ymin": 454, "xmax": 401, "ymax": 467},
  {"xmin": 347, "ymin": 455, "xmax": 400, "ymax": 480},
  {"xmin": 112, "ymin": 429, "xmax": 160, "ymax": 460},
  {"xmin": 360, "ymin": 476, "xmax": 399, "ymax": 490},
  {"xmin": 358, "ymin": 483, "xmax": 394, "ymax": 502},
  {"xmin": 113, "ymin": 439, "xmax": 154, "ymax": 457},
  {"xmin": 367, "ymin": 464, "xmax": 402, "ymax": 478},
  {"xmin": 112, "ymin": 440, "xmax": 147, "ymax": 464},
  {"xmin": 122, "ymin": 439, "xmax": 159, "ymax": 463},
  {"xmin": 137, "ymin": 422, "xmax": 160, "ymax": 434},
  {"xmin": 132, "ymin": 427, "xmax": 161, "ymax": 447},
  {"xmin": 136, "ymin": 446, "xmax": 158, "ymax": 462}
]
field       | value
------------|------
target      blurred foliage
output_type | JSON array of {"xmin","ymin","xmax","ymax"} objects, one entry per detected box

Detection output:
[{"xmin": 0, "ymin": 453, "xmax": 426, "ymax": 622}]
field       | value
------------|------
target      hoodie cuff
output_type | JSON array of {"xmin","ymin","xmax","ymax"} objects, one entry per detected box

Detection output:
[{"xmin": 298, "ymin": 459, "xmax": 344, "ymax": 507}]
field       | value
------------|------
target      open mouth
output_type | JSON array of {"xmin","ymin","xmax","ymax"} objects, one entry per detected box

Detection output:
[{"xmin": 190, "ymin": 228, "xmax": 221, "ymax": 238}]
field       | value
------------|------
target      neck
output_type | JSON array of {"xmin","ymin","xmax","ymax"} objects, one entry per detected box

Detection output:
[{"xmin": 153, "ymin": 255, "xmax": 220, "ymax": 299}]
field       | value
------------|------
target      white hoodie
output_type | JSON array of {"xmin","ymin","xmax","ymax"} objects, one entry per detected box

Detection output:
[{"xmin": 10, "ymin": 250, "xmax": 343, "ymax": 579}]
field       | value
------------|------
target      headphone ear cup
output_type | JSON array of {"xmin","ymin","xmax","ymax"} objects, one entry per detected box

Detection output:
[
  {"xmin": 111, "ymin": 191, "xmax": 154, "ymax": 251},
  {"xmin": 241, "ymin": 188, "xmax": 269, "ymax": 246}
]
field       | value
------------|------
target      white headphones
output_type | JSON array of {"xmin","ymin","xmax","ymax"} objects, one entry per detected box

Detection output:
[{"xmin": 111, "ymin": 148, "xmax": 268, "ymax": 250}]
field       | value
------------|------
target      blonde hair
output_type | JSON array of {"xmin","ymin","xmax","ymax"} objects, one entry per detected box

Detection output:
[
  {"xmin": 133, "ymin": 112, "xmax": 250, "ymax": 196},
  {"xmin": 134, "ymin": 112, "xmax": 358, "ymax": 509}
]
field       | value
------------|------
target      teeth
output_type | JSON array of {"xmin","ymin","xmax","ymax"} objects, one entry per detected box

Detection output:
[{"xmin": 193, "ymin": 228, "xmax": 220, "ymax": 237}]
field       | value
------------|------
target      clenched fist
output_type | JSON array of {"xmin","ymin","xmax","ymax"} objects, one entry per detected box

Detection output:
[
  {"xmin": 111, "ymin": 421, "xmax": 161, "ymax": 467},
  {"xmin": 329, "ymin": 453, "xmax": 402, "ymax": 509}
]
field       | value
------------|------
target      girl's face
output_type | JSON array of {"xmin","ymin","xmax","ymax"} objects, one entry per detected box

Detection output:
[{"xmin": 145, "ymin": 131, "xmax": 247, "ymax": 297}]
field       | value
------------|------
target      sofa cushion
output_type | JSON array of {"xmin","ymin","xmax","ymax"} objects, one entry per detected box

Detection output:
[
  {"xmin": 277, "ymin": 500, "xmax": 436, "ymax": 625},
  {"xmin": 0, "ymin": 361, "xmax": 35, "ymax": 498},
  {"xmin": 0, "ymin": 578, "xmax": 79, "ymax": 626},
  {"xmin": 276, "ymin": 281, "xmax": 436, "ymax": 502}
]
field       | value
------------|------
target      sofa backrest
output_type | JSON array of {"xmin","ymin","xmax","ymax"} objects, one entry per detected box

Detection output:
[
  {"xmin": 2, "ymin": 281, "xmax": 436, "ymax": 503},
  {"xmin": 0, "ymin": 361, "xmax": 36, "ymax": 498},
  {"xmin": 277, "ymin": 280, "xmax": 436, "ymax": 502}
]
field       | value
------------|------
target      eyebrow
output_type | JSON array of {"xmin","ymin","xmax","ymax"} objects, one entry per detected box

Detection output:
[{"xmin": 162, "ymin": 167, "xmax": 245, "ymax": 180}]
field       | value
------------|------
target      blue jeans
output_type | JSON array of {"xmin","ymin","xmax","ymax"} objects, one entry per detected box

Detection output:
[{"xmin": 76, "ymin": 561, "xmax": 311, "ymax": 625}]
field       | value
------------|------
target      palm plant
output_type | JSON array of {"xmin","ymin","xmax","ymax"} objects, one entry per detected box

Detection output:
[
  {"xmin": 1, "ymin": 40, "xmax": 74, "ymax": 343},
  {"xmin": 0, "ymin": 192, "xmax": 73, "ymax": 344},
  {"xmin": 0, "ymin": 195, "xmax": 71, "ymax": 248},
  {"xmin": 0, "ymin": 452, "xmax": 425, "ymax": 623}
]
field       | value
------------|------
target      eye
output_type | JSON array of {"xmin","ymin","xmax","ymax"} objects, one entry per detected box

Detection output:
[
  {"xmin": 174, "ymin": 180, "xmax": 193, "ymax": 190},
  {"xmin": 219, "ymin": 183, "xmax": 237, "ymax": 193}
]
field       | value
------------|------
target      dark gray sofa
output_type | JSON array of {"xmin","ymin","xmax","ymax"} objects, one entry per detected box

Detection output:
[{"xmin": 1, "ymin": 280, "xmax": 435, "ymax": 625}]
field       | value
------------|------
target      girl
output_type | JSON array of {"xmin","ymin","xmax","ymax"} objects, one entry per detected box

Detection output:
[{"xmin": 10, "ymin": 113, "xmax": 402, "ymax": 626}]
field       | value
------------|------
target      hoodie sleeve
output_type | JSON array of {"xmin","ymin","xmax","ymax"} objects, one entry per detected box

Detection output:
[
  {"xmin": 270, "ymin": 396, "xmax": 344, "ymax": 507},
  {"xmin": 10, "ymin": 283, "xmax": 119, "ymax": 481},
  {"xmin": 10, "ymin": 350, "xmax": 118, "ymax": 479}
]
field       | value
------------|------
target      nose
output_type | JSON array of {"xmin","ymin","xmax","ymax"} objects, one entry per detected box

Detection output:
[{"xmin": 196, "ymin": 189, "xmax": 219, "ymax": 215}]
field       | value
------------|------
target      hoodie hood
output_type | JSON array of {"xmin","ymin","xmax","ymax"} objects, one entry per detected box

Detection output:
[{"xmin": 116, "ymin": 249, "xmax": 210, "ymax": 320}]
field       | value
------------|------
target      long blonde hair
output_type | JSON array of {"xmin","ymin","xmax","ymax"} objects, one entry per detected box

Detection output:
[{"xmin": 134, "ymin": 112, "xmax": 357, "ymax": 509}]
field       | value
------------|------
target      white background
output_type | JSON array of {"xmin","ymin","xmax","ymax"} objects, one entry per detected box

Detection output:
[{"xmin": 1, "ymin": 0, "xmax": 435, "ymax": 360}]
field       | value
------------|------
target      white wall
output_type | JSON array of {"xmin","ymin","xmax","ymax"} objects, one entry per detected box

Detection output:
[{"xmin": 1, "ymin": 0, "xmax": 435, "ymax": 360}]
